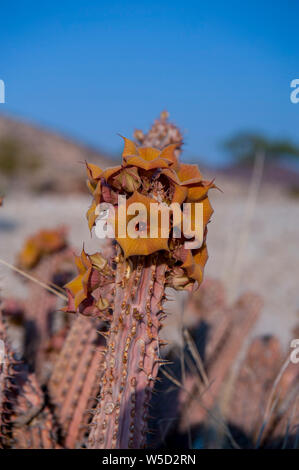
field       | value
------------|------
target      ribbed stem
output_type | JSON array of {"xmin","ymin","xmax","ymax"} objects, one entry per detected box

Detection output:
[
  {"xmin": 49, "ymin": 315, "xmax": 106, "ymax": 447},
  {"xmin": 87, "ymin": 255, "xmax": 166, "ymax": 449}
]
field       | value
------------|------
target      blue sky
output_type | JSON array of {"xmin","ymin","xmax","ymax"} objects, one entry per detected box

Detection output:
[{"xmin": 0, "ymin": 0, "xmax": 298, "ymax": 165}]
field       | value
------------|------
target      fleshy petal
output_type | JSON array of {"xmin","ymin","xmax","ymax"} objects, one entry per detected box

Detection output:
[
  {"xmin": 93, "ymin": 180, "xmax": 102, "ymax": 205},
  {"xmin": 138, "ymin": 147, "xmax": 161, "ymax": 161},
  {"xmin": 65, "ymin": 274, "xmax": 84, "ymax": 296},
  {"xmin": 172, "ymin": 185, "xmax": 188, "ymax": 204},
  {"xmin": 124, "ymin": 155, "xmax": 170, "ymax": 170},
  {"xmin": 120, "ymin": 136, "xmax": 138, "ymax": 158},
  {"xmin": 187, "ymin": 180, "xmax": 216, "ymax": 202},
  {"xmin": 86, "ymin": 200, "xmax": 97, "ymax": 231},
  {"xmin": 187, "ymin": 244, "xmax": 209, "ymax": 284},
  {"xmin": 160, "ymin": 143, "xmax": 180, "ymax": 168},
  {"xmin": 115, "ymin": 191, "xmax": 170, "ymax": 258},
  {"xmin": 85, "ymin": 162, "xmax": 103, "ymax": 180},
  {"xmin": 102, "ymin": 166, "xmax": 122, "ymax": 182},
  {"xmin": 176, "ymin": 164, "xmax": 202, "ymax": 183}
]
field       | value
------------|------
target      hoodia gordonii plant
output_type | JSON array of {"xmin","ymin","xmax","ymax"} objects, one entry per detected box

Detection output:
[{"xmin": 64, "ymin": 135, "xmax": 215, "ymax": 448}]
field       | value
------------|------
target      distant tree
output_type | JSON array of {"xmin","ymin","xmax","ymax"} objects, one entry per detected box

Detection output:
[{"xmin": 223, "ymin": 132, "xmax": 299, "ymax": 165}]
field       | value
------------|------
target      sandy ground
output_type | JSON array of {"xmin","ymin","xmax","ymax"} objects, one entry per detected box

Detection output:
[{"xmin": 0, "ymin": 191, "xmax": 298, "ymax": 349}]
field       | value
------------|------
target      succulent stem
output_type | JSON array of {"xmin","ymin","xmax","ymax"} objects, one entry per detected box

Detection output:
[{"xmin": 88, "ymin": 253, "xmax": 166, "ymax": 448}]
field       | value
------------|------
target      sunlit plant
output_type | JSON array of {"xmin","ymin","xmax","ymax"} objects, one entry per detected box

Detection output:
[{"xmin": 65, "ymin": 133, "xmax": 214, "ymax": 448}]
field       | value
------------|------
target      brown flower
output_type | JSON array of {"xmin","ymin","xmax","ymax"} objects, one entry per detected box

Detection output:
[
  {"xmin": 84, "ymin": 136, "xmax": 215, "ymax": 289},
  {"xmin": 115, "ymin": 191, "xmax": 169, "ymax": 258},
  {"xmin": 121, "ymin": 136, "xmax": 179, "ymax": 170},
  {"xmin": 64, "ymin": 249, "xmax": 114, "ymax": 316},
  {"xmin": 19, "ymin": 228, "xmax": 67, "ymax": 269}
]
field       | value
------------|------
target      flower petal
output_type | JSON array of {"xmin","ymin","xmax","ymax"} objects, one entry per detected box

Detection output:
[
  {"xmin": 176, "ymin": 164, "xmax": 202, "ymax": 183},
  {"xmin": 86, "ymin": 200, "xmax": 97, "ymax": 231},
  {"xmin": 65, "ymin": 274, "xmax": 84, "ymax": 297},
  {"xmin": 187, "ymin": 180, "xmax": 216, "ymax": 202},
  {"xmin": 102, "ymin": 166, "xmax": 122, "ymax": 182},
  {"xmin": 187, "ymin": 244, "xmax": 209, "ymax": 284},
  {"xmin": 137, "ymin": 147, "xmax": 161, "ymax": 161},
  {"xmin": 124, "ymin": 155, "xmax": 170, "ymax": 170},
  {"xmin": 85, "ymin": 162, "xmax": 103, "ymax": 180},
  {"xmin": 120, "ymin": 136, "xmax": 138, "ymax": 158},
  {"xmin": 115, "ymin": 191, "xmax": 170, "ymax": 258},
  {"xmin": 160, "ymin": 143, "xmax": 180, "ymax": 168}
]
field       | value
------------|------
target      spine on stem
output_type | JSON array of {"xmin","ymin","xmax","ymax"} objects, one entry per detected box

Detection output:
[{"xmin": 88, "ymin": 254, "xmax": 166, "ymax": 448}]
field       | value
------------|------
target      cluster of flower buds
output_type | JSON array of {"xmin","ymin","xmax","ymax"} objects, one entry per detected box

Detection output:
[{"xmin": 134, "ymin": 110, "xmax": 183, "ymax": 151}]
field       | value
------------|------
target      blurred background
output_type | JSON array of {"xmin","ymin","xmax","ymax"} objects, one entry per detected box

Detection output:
[{"xmin": 0, "ymin": 1, "xmax": 299, "ymax": 345}]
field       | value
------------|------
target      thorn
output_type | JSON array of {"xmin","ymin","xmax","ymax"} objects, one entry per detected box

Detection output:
[
  {"xmin": 157, "ymin": 359, "xmax": 173, "ymax": 365},
  {"xmin": 97, "ymin": 330, "xmax": 109, "ymax": 339}
]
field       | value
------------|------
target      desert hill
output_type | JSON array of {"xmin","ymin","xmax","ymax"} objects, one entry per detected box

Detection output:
[
  {"xmin": 0, "ymin": 113, "xmax": 298, "ymax": 200},
  {"xmin": 0, "ymin": 114, "xmax": 114, "ymax": 194}
]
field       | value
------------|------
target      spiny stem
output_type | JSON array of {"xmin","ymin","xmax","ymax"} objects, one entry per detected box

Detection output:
[
  {"xmin": 87, "ymin": 255, "xmax": 166, "ymax": 449},
  {"xmin": 49, "ymin": 315, "xmax": 106, "ymax": 448}
]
